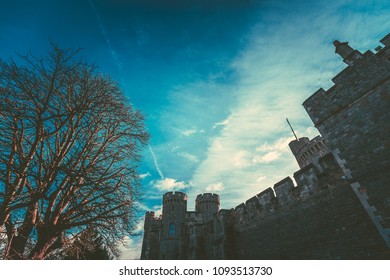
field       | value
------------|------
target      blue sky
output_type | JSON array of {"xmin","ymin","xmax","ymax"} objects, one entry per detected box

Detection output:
[{"xmin": 1, "ymin": 0, "xmax": 389, "ymax": 259}]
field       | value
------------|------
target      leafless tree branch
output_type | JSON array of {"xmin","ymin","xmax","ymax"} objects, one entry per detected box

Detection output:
[{"xmin": 0, "ymin": 45, "xmax": 148, "ymax": 259}]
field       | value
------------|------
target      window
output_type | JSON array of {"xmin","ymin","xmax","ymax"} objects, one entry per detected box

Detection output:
[{"xmin": 169, "ymin": 223, "xmax": 175, "ymax": 237}]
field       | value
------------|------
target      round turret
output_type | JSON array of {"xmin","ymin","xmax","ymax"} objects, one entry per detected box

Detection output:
[
  {"xmin": 160, "ymin": 192, "xmax": 188, "ymax": 259},
  {"xmin": 289, "ymin": 136, "xmax": 330, "ymax": 168},
  {"xmin": 289, "ymin": 137, "xmax": 310, "ymax": 157},
  {"xmin": 162, "ymin": 191, "xmax": 187, "ymax": 218},
  {"xmin": 195, "ymin": 193, "xmax": 220, "ymax": 222},
  {"xmin": 161, "ymin": 192, "xmax": 187, "ymax": 240}
]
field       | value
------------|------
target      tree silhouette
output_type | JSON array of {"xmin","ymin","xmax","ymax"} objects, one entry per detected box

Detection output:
[{"xmin": 0, "ymin": 45, "xmax": 148, "ymax": 259}]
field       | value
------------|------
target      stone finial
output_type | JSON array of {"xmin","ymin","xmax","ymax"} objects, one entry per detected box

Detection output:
[
  {"xmin": 333, "ymin": 40, "xmax": 354, "ymax": 58},
  {"xmin": 333, "ymin": 40, "xmax": 341, "ymax": 47},
  {"xmin": 333, "ymin": 40, "xmax": 362, "ymax": 66}
]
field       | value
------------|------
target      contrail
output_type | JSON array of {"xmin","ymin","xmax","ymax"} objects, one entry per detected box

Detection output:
[
  {"xmin": 88, "ymin": 0, "xmax": 123, "ymax": 74},
  {"xmin": 148, "ymin": 145, "xmax": 164, "ymax": 180}
]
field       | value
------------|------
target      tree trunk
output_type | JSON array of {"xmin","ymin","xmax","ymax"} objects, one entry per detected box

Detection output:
[
  {"xmin": 6, "ymin": 230, "xmax": 30, "ymax": 260},
  {"xmin": 29, "ymin": 233, "xmax": 59, "ymax": 260},
  {"xmin": 4, "ymin": 202, "xmax": 38, "ymax": 259}
]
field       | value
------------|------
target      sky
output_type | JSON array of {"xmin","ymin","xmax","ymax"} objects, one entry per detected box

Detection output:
[{"xmin": 1, "ymin": 0, "xmax": 389, "ymax": 259}]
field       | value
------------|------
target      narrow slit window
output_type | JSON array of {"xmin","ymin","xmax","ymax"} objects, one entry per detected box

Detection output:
[{"xmin": 169, "ymin": 223, "xmax": 175, "ymax": 237}]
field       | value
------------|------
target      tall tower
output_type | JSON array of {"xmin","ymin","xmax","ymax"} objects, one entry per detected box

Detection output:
[
  {"xmin": 159, "ymin": 191, "xmax": 188, "ymax": 259},
  {"xmin": 195, "ymin": 193, "xmax": 220, "ymax": 222},
  {"xmin": 141, "ymin": 211, "xmax": 161, "ymax": 260}
]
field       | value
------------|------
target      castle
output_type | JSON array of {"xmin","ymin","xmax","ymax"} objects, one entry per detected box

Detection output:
[{"xmin": 141, "ymin": 33, "xmax": 390, "ymax": 259}]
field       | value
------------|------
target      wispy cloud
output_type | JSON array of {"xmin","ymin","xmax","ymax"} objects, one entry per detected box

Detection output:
[
  {"xmin": 206, "ymin": 182, "xmax": 224, "ymax": 192},
  {"xmin": 252, "ymin": 151, "xmax": 281, "ymax": 164},
  {"xmin": 178, "ymin": 152, "xmax": 199, "ymax": 163},
  {"xmin": 139, "ymin": 172, "xmax": 151, "ymax": 180},
  {"xmin": 182, "ymin": 128, "xmax": 205, "ymax": 137},
  {"xmin": 233, "ymin": 150, "xmax": 248, "ymax": 167},
  {"xmin": 256, "ymin": 176, "xmax": 267, "ymax": 183},
  {"xmin": 213, "ymin": 114, "xmax": 235, "ymax": 129},
  {"xmin": 256, "ymin": 137, "xmax": 292, "ymax": 153},
  {"xmin": 148, "ymin": 144, "xmax": 164, "ymax": 180}
]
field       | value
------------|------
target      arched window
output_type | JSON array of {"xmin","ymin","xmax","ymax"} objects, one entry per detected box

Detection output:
[{"xmin": 169, "ymin": 223, "xmax": 175, "ymax": 237}]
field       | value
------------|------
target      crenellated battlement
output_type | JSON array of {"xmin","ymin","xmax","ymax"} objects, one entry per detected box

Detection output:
[
  {"xmin": 196, "ymin": 193, "xmax": 220, "ymax": 208},
  {"xmin": 145, "ymin": 211, "xmax": 158, "ymax": 220},
  {"xmin": 232, "ymin": 152, "xmax": 344, "ymax": 228},
  {"xmin": 196, "ymin": 193, "xmax": 220, "ymax": 201},
  {"xmin": 163, "ymin": 191, "xmax": 188, "ymax": 202},
  {"xmin": 196, "ymin": 193, "xmax": 220, "ymax": 222},
  {"xmin": 146, "ymin": 211, "xmax": 155, "ymax": 216},
  {"xmin": 303, "ymin": 49, "xmax": 390, "ymax": 127}
]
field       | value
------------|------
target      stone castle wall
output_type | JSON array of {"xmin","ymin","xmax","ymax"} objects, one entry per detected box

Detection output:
[
  {"xmin": 231, "ymin": 153, "xmax": 389, "ymax": 259},
  {"xmin": 303, "ymin": 35, "xmax": 390, "ymax": 247}
]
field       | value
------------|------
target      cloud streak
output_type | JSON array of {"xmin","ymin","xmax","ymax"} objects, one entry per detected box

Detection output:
[
  {"xmin": 148, "ymin": 144, "xmax": 164, "ymax": 180},
  {"xmin": 88, "ymin": 0, "xmax": 123, "ymax": 74}
]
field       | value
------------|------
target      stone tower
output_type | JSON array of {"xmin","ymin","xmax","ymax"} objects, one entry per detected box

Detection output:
[
  {"xmin": 195, "ymin": 193, "xmax": 220, "ymax": 222},
  {"xmin": 159, "ymin": 191, "xmax": 188, "ymax": 259},
  {"xmin": 289, "ymin": 136, "xmax": 330, "ymax": 168},
  {"xmin": 140, "ymin": 211, "xmax": 161, "ymax": 260}
]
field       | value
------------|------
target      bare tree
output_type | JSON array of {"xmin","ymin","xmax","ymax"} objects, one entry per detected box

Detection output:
[{"xmin": 0, "ymin": 45, "xmax": 148, "ymax": 259}]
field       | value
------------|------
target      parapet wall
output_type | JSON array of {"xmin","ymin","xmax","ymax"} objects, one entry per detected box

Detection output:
[
  {"xmin": 196, "ymin": 193, "xmax": 220, "ymax": 202},
  {"xmin": 185, "ymin": 211, "xmax": 203, "ymax": 224},
  {"xmin": 303, "ymin": 51, "xmax": 390, "ymax": 127},
  {"xmin": 233, "ymin": 153, "xmax": 342, "ymax": 227},
  {"xmin": 163, "ymin": 191, "xmax": 188, "ymax": 202},
  {"xmin": 145, "ymin": 211, "xmax": 161, "ymax": 220},
  {"xmin": 230, "ymin": 152, "xmax": 390, "ymax": 259}
]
